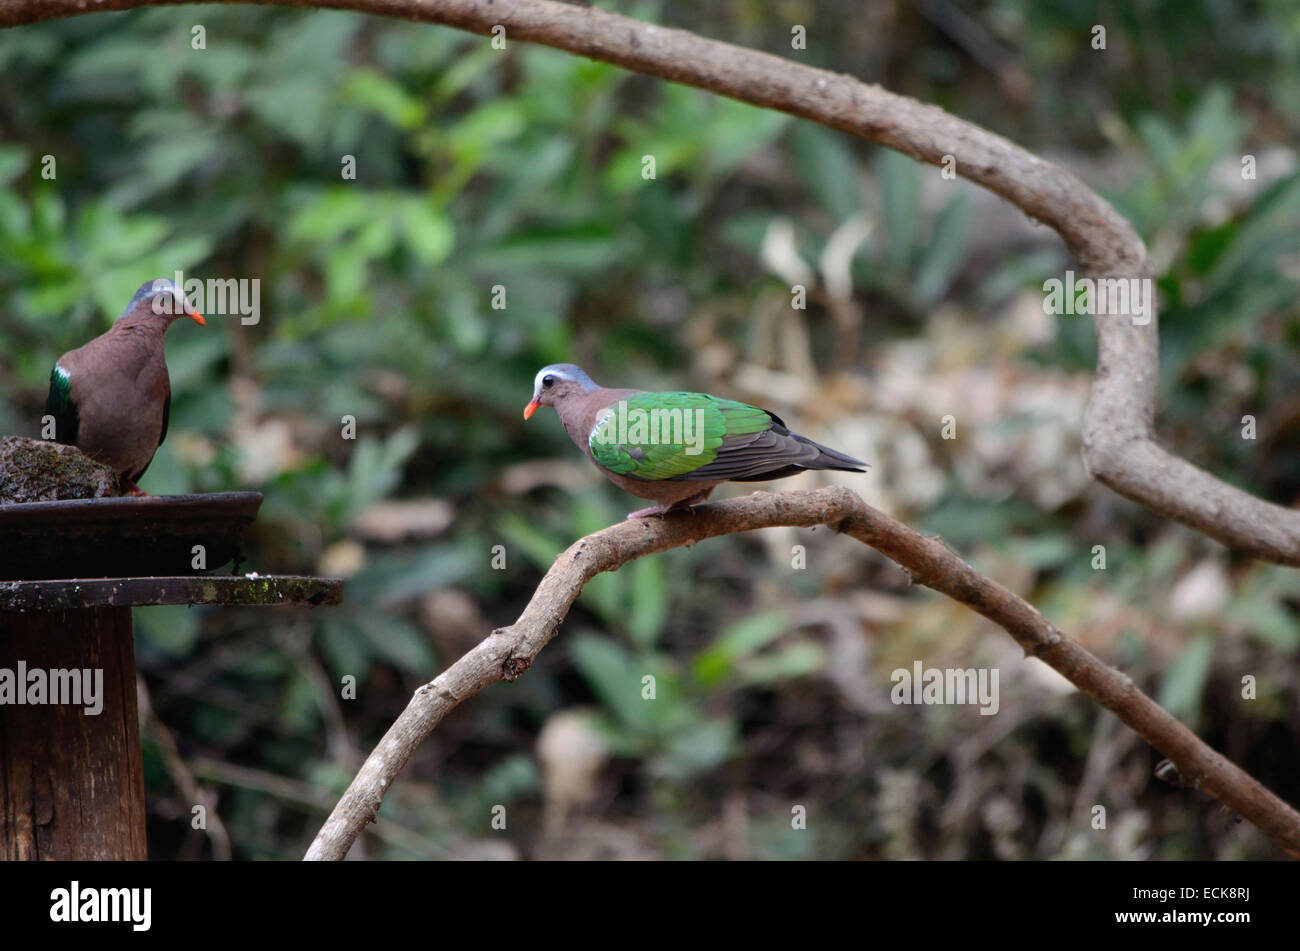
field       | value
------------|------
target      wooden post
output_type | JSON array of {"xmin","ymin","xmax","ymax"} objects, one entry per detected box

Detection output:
[
  {"xmin": 0, "ymin": 488, "xmax": 341, "ymax": 860},
  {"xmin": 0, "ymin": 575, "xmax": 343, "ymax": 860},
  {"xmin": 0, "ymin": 607, "xmax": 146, "ymax": 860}
]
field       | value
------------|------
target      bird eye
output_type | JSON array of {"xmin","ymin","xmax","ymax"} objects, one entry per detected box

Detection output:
[{"xmin": 542, "ymin": 375, "xmax": 555, "ymax": 388}]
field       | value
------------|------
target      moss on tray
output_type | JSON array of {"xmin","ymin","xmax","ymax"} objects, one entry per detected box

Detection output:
[{"xmin": 0, "ymin": 436, "xmax": 119, "ymax": 504}]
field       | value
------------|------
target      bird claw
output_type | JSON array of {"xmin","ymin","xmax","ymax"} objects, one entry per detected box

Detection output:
[
  {"xmin": 626, "ymin": 504, "xmax": 670, "ymax": 520},
  {"xmin": 121, "ymin": 478, "xmax": 148, "ymax": 497},
  {"xmin": 626, "ymin": 489, "xmax": 713, "ymax": 520}
]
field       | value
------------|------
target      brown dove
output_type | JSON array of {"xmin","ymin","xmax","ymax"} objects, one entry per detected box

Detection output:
[{"xmin": 45, "ymin": 279, "xmax": 205, "ymax": 495}]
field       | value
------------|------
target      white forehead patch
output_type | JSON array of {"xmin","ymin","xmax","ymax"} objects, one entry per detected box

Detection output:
[
  {"xmin": 161, "ymin": 288, "xmax": 189, "ymax": 317},
  {"xmin": 534, "ymin": 367, "xmax": 572, "ymax": 392},
  {"xmin": 147, "ymin": 282, "xmax": 190, "ymax": 317}
]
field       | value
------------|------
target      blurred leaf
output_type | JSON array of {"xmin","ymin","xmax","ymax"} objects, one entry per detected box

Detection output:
[
  {"xmin": 340, "ymin": 68, "xmax": 427, "ymax": 130},
  {"xmin": 462, "ymin": 753, "xmax": 538, "ymax": 820},
  {"xmin": 497, "ymin": 514, "xmax": 563, "ymax": 573},
  {"xmin": 1007, "ymin": 534, "xmax": 1076, "ymax": 571},
  {"xmin": 627, "ymin": 557, "xmax": 668, "ymax": 649},
  {"xmin": 349, "ymin": 545, "xmax": 476, "ymax": 609},
  {"xmin": 340, "ymin": 427, "xmax": 420, "ymax": 520},
  {"xmin": 913, "ymin": 191, "xmax": 972, "ymax": 306},
  {"xmin": 318, "ymin": 615, "xmax": 372, "ymax": 681},
  {"xmin": 476, "ymin": 224, "xmax": 631, "ymax": 274},
  {"xmin": 693, "ymin": 610, "xmax": 790, "ymax": 687},
  {"xmin": 288, "ymin": 187, "xmax": 371, "ymax": 244},
  {"xmin": 878, "ymin": 149, "xmax": 921, "ymax": 273},
  {"xmin": 279, "ymin": 670, "xmax": 319, "ymax": 732},
  {"xmin": 0, "ymin": 146, "xmax": 28, "ymax": 185},
  {"xmin": 1225, "ymin": 590, "xmax": 1300, "ymax": 652},
  {"xmin": 790, "ymin": 123, "xmax": 860, "ymax": 221},
  {"xmin": 656, "ymin": 716, "xmax": 736, "ymax": 779},
  {"xmin": 133, "ymin": 604, "xmax": 200, "ymax": 658},
  {"xmin": 570, "ymin": 634, "xmax": 652, "ymax": 732},
  {"xmin": 400, "ymin": 199, "xmax": 455, "ymax": 266},
  {"xmin": 1157, "ymin": 634, "xmax": 1214, "ymax": 725},
  {"xmin": 355, "ymin": 610, "xmax": 436, "ymax": 675},
  {"xmin": 737, "ymin": 642, "xmax": 825, "ymax": 687}
]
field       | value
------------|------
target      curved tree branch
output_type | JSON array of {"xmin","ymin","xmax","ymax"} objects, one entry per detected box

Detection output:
[
  {"xmin": 4, "ymin": 1, "xmax": 1300, "ymax": 563},
  {"xmin": 302, "ymin": 487, "xmax": 1300, "ymax": 860}
]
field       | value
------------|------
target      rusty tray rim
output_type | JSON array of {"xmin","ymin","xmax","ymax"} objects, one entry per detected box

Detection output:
[
  {"xmin": 0, "ymin": 491, "xmax": 263, "ymax": 525},
  {"xmin": 0, "ymin": 574, "xmax": 342, "ymax": 610}
]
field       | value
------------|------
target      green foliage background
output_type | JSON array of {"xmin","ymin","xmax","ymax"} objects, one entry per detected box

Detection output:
[{"xmin": 1, "ymin": 1, "xmax": 1298, "ymax": 859}]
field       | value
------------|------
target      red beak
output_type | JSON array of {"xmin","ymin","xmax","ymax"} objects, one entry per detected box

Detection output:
[
  {"xmin": 523, "ymin": 400, "xmax": 540, "ymax": 420},
  {"xmin": 189, "ymin": 310, "xmax": 206, "ymax": 326}
]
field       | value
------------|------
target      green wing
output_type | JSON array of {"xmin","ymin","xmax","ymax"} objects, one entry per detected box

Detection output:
[
  {"xmin": 589, "ymin": 391, "xmax": 773, "ymax": 480},
  {"xmin": 44, "ymin": 364, "xmax": 79, "ymax": 445}
]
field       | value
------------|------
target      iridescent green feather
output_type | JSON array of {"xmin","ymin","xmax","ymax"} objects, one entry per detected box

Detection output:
[
  {"xmin": 590, "ymin": 391, "xmax": 772, "ymax": 480},
  {"xmin": 44, "ymin": 364, "xmax": 79, "ymax": 444}
]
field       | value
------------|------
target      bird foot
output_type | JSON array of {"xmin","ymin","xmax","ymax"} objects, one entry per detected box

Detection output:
[
  {"xmin": 627, "ymin": 503, "xmax": 672, "ymax": 520},
  {"xmin": 121, "ymin": 478, "xmax": 148, "ymax": 497},
  {"xmin": 626, "ymin": 489, "xmax": 714, "ymax": 520}
]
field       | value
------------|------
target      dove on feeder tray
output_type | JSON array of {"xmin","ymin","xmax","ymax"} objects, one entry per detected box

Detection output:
[
  {"xmin": 45, "ymin": 279, "xmax": 205, "ymax": 496},
  {"xmin": 523, "ymin": 364, "xmax": 867, "ymax": 519}
]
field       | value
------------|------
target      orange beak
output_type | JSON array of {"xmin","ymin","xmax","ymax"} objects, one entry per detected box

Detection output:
[
  {"xmin": 523, "ymin": 400, "xmax": 540, "ymax": 420},
  {"xmin": 188, "ymin": 310, "xmax": 206, "ymax": 326}
]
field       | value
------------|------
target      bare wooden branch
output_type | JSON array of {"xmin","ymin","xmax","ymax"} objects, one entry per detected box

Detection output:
[
  {"xmin": 303, "ymin": 487, "xmax": 1300, "ymax": 860},
  {"xmin": 5, "ymin": 0, "xmax": 1300, "ymax": 564}
]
